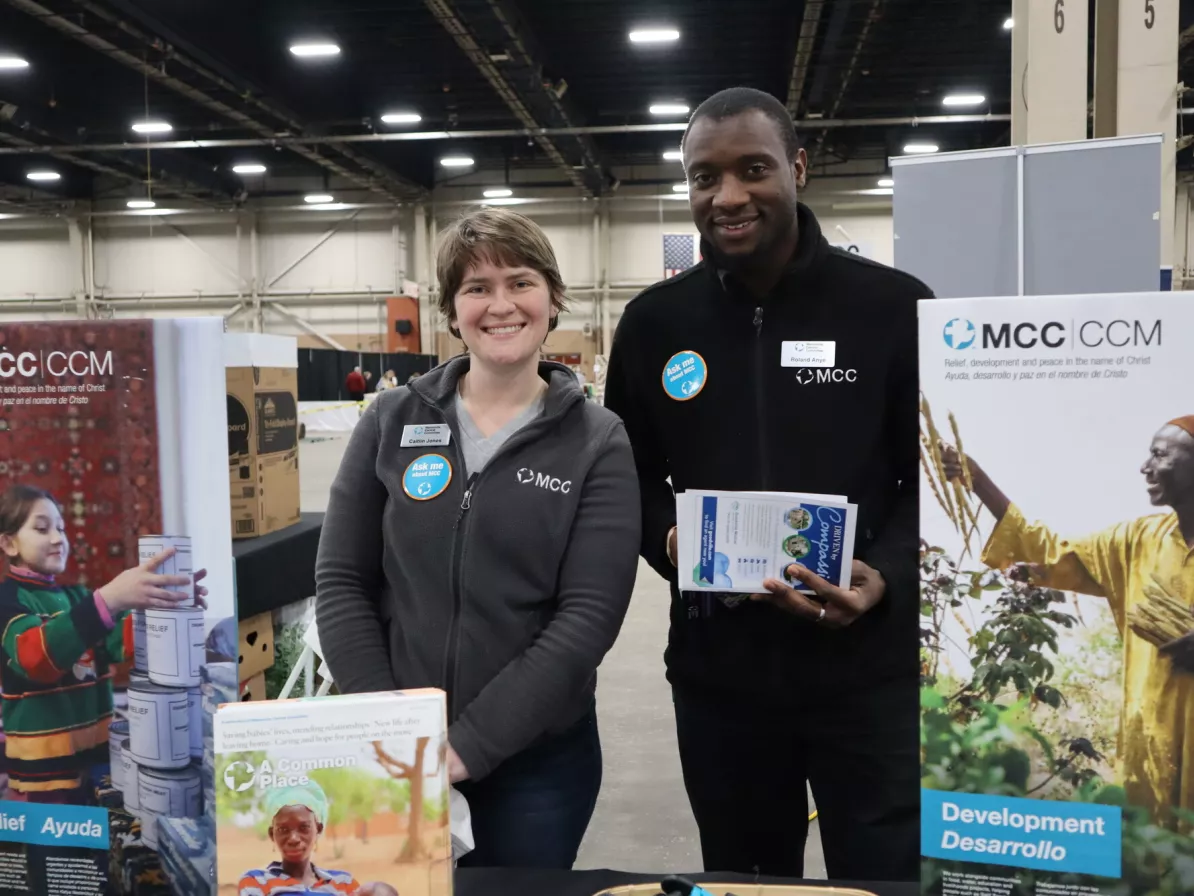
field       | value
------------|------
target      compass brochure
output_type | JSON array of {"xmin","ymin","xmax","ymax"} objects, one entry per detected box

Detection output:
[{"xmin": 676, "ymin": 490, "xmax": 857, "ymax": 594}]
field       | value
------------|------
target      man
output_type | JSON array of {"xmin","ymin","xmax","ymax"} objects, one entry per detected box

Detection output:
[
  {"xmin": 605, "ymin": 87, "xmax": 931, "ymax": 881},
  {"xmin": 941, "ymin": 418, "xmax": 1194, "ymax": 827},
  {"xmin": 345, "ymin": 366, "xmax": 366, "ymax": 402}
]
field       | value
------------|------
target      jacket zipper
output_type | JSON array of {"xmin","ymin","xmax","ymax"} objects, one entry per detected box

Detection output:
[
  {"xmin": 429, "ymin": 389, "xmax": 583, "ymax": 721},
  {"xmin": 753, "ymin": 305, "xmax": 772, "ymax": 489},
  {"xmin": 442, "ymin": 472, "xmax": 478, "ymax": 718}
]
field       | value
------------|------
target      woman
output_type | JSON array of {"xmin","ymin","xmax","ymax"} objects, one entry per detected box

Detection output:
[
  {"xmin": 315, "ymin": 208, "xmax": 640, "ymax": 869},
  {"xmin": 940, "ymin": 417, "xmax": 1194, "ymax": 828},
  {"xmin": 237, "ymin": 780, "xmax": 363, "ymax": 895}
]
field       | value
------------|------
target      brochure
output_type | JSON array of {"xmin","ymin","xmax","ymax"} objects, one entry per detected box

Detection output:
[
  {"xmin": 214, "ymin": 689, "xmax": 452, "ymax": 896},
  {"xmin": 919, "ymin": 293, "xmax": 1194, "ymax": 896},
  {"xmin": 675, "ymin": 490, "xmax": 857, "ymax": 594}
]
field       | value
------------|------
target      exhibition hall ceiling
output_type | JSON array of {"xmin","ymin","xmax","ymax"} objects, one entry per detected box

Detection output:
[{"xmin": 0, "ymin": 0, "xmax": 1190, "ymax": 205}]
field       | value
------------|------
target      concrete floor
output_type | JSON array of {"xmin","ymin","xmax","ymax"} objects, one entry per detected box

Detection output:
[{"xmin": 299, "ymin": 434, "xmax": 825, "ymax": 876}]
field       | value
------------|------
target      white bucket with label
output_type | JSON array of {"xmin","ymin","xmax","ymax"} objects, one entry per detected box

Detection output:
[
  {"xmin": 121, "ymin": 740, "xmax": 140, "ymax": 812},
  {"xmin": 127, "ymin": 682, "xmax": 190, "ymax": 770},
  {"xmin": 132, "ymin": 611, "xmax": 148, "ymax": 673},
  {"xmin": 146, "ymin": 607, "xmax": 205, "ymax": 688},
  {"xmin": 187, "ymin": 687, "xmax": 202, "ymax": 759},
  {"xmin": 138, "ymin": 764, "xmax": 202, "ymax": 850},
  {"xmin": 137, "ymin": 535, "xmax": 194, "ymax": 608},
  {"xmin": 109, "ymin": 719, "xmax": 130, "ymax": 789}
]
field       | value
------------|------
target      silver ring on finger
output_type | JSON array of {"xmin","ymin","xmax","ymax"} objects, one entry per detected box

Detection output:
[{"xmin": 816, "ymin": 606, "xmax": 826, "ymax": 623}]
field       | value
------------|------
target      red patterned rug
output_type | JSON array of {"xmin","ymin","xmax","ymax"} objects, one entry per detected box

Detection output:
[{"xmin": 0, "ymin": 321, "xmax": 162, "ymax": 590}]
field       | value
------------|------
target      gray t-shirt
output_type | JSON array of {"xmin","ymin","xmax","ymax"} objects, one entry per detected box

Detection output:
[{"xmin": 455, "ymin": 390, "xmax": 545, "ymax": 476}]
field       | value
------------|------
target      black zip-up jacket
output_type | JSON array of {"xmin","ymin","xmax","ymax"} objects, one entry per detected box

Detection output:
[
  {"xmin": 315, "ymin": 357, "xmax": 640, "ymax": 780},
  {"xmin": 605, "ymin": 203, "xmax": 932, "ymax": 700}
]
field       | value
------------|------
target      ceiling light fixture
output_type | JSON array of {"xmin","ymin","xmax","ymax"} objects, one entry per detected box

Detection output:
[
  {"xmin": 942, "ymin": 93, "xmax": 986, "ymax": 107},
  {"xmin": 127, "ymin": 199, "xmax": 156, "ymax": 209},
  {"xmin": 878, "ymin": 177, "xmax": 894, "ymax": 187},
  {"xmin": 0, "ymin": 56, "xmax": 30, "ymax": 70},
  {"xmin": 662, "ymin": 149, "xmax": 684, "ymax": 161},
  {"xmin": 232, "ymin": 164, "xmax": 267, "ymax": 175},
  {"xmin": 629, "ymin": 28, "xmax": 680, "ymax": 44},
  {"xmin": 306, "ymin": 203, "xmax": 349, "ymax": 211},
  {"xmin": 902, "ymin": 143, "xmax": 940, "ymax": 154},
  {"xmin": 650, "ymin": 103, "xmax": 690, "ymax": 116},
  {"xmin": 304, "ymin": 194, "xmax": 334, "ymax": 204},
  {"xmin": 440, "ymin": 156, "xmax": 474, "ymax": 168},
  {"xmin": 132, "ymin": 121, "xmax": 173, "ymax": 134},
  {"xmin": 380, "ymin": 112, "xmax": 422, "ymax": 125},
  {"xmin": 1003, "ymin": 17, "xmax": 1014, "ymax": 30},
  {"xmin": 483, "ymin": 188, "xmax": 513, "ymax": 198},
  {"xmin": 672, "ymin": 183, "xmax": 689, "ymax": 193},
  {"xmin": 26, "ymin": 170, "xmax": 60, "ymax": 182},
  {"xmin": 290, "ymin": 42, "xmax": 341, "ymax": 58}
]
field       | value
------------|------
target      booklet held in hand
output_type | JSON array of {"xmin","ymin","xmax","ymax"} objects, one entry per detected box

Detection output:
[{"xmin": 676, "ymin": 490, "xmax": 857, "ymax": 594}]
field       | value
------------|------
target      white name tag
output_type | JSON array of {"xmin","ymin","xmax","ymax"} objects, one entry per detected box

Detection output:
[
  {"xmin": 401, "ymin": 424, "xmax": 452, "ymax": 447},
  {"xmin": 781, "ymin": 341, "xmax": 836, "ymax": 368}
]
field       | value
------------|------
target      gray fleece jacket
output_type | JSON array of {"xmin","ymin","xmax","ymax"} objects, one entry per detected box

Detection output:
[{"xmin": 315, "ymin": 356, "xmax": 640, "ymax": 780}]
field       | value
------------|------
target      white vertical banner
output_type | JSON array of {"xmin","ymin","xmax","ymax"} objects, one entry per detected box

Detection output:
[
  {"xmin": 1117, "ymin": 0, "xmax": 1177, "ymax": 275},
  {"xmin": 1015, "ymin": 0, "xmax": 1090, "ymax": 143}
]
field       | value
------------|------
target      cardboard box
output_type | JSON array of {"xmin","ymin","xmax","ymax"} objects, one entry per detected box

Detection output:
[
  {"xmin": 237, "ymin": 611, "xmax": 275, "ymax": 680},
  {"xmin": 238, "ymin": 671, "xmax": 267, "ymax": 702},
  {"xmin": 225, "ymin": 334, "xmax": 300, "ymax": 539}
]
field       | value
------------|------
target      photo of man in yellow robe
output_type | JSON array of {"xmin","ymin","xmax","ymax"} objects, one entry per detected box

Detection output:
[{"xmin": 941, "ymin": 417, "xmax": 1194, "ymax": 828}]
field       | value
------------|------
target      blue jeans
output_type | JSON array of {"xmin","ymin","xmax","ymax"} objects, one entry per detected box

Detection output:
[{"xmin": 455, "ymin": 704, "xmax": 601, "ymax": 869}]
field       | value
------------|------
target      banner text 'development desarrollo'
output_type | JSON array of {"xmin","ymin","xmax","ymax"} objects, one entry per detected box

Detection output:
[{"xmin": 922, "ymin": 789, "xmax": 1121, "ymax": 878}]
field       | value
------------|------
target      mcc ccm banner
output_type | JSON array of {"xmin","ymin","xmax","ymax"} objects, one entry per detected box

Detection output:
[{"xmin": 918, "ymin": 293, "xmax": 1194, "ymax": 896}]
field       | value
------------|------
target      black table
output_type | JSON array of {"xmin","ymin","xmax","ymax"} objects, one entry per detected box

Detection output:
[
  {"xmin": 232, "ymin": 512, "xmax": 324, "ymax": 618},
  {"xmin": 454, "ymin": 868, "xmax": 917, "ymax": 896}
]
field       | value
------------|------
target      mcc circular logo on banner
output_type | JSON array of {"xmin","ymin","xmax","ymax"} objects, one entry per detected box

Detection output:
[
  {"xmin": 402, "ymin": 453, "xmax": 453, "ymax": 501},
  {"xmin": 662, "ymin": 350, "xmax": 708, "ymax": 401}
]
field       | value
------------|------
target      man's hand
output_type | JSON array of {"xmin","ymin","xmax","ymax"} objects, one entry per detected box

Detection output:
[
  {"xmin": 751, "ymin": 560, "xmax": 886, "ymax": 628},
  {"xmin": 1160, "ymin": 630, "xmax": 1194, "ymax": 675},
  {"xmin": 446, "ymin": 745, "xmax": 470, "ymax": 783},
  {"xmin": 667, "ymin": 526, "xmax": 678, "ymax": 568}
]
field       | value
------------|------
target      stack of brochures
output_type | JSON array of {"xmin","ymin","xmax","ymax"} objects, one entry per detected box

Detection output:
[{"xmin": 676, "ymin": 490, "xmax": 858, "ymax": 594}]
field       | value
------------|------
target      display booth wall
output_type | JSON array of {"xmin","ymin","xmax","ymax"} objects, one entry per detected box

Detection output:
[{"xmin": 297, "ymin": 348, "xmax": 438, "ymax": 401}]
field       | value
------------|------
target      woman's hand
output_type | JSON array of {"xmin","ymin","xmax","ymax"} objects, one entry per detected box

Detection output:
[
  {"xmin": 99, "ymin": 548, "xmax": 194, "ymax": 615},
  {"xmin": 446, "ymin": 745, "xmax": 470, "ymax": 784}
]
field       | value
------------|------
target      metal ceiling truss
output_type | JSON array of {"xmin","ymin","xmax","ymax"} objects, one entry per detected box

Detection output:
[
  {"xmin": 3, "ymin": 0, "xmax": 428, "ymax": 202},
  {"xmin": 786, "ymin": 0, "xmax": 826, "ymax": 118},
  {"xmin": 0, "ymin": 113, "xmax": 1012, "ymax": 157},
  {"xmin": 809, "ymin": 0, "xmax": 885, "ymax": 167},
  {"xmin": 0, "ymin": 101, "xmax": 230, "ymax": 201},
  {"xmin": 423, "ymin": 0, "xmax": 611, "ymax": 196}
]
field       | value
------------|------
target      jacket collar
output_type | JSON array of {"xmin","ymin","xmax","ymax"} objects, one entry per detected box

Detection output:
[
  {"xmin": 702, "ymin": 202, "xmax": 828, "ymax": 298},
  {"xmin": 409, "ymin": 354, "xmax": 584, "ymax": 420}
]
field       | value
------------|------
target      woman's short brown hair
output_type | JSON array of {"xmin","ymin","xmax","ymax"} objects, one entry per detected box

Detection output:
[{"xmin": 436, "ymin": 208, "xmax": 567, "ymax": 338}]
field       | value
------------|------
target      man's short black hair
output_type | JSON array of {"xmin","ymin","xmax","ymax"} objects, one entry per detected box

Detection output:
[{"xmin": 682, "ymin": 87, "xmax": 802, "ymax": 161}]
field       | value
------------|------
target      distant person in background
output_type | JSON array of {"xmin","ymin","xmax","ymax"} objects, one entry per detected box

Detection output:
[
  {"xmin": 364, "ymin": 370, "xmax": 374, "ymax": 393},
  {"xmin": 345, "ymin": 367, "xmax": 366, "ymax": 402},
  {"xmin": 375, "ymin": 370, "xmax": 397, "ymax": 393}
]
